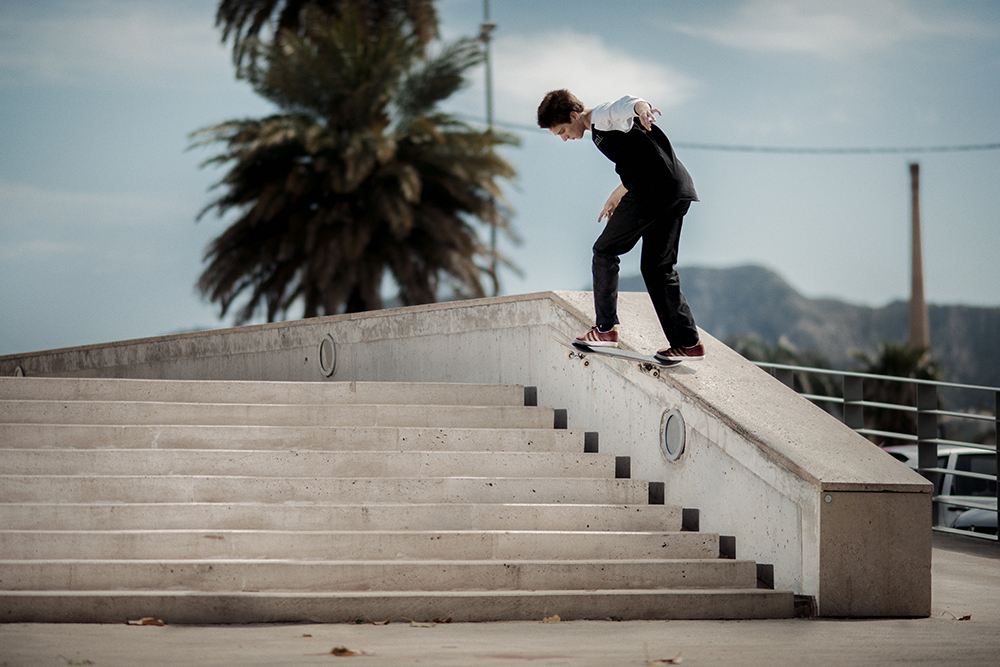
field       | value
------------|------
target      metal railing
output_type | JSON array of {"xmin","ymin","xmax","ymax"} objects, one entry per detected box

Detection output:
[{"xmin": 754, "ymin": 362, "xmax": 998, "ymax": 542}]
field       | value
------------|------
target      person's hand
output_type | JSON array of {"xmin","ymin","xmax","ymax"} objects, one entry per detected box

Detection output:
[
  {"xmin": 599, "ymin": 185, "xmax": 628, "ymax": 223},
  {"xmin": 634, "ymin": 100, "xmax": 661, "ymax": 131},
  {"xmin": 599, "ymin": 198, "xmax": 617, "ymax": 223}
]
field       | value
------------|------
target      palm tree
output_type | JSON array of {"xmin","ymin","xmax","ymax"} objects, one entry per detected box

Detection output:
[
  {"xmin": 851, "ymin": 342, "xmax": 942, "ymax": 446},
  {"xmin": 215, "ymin": 0, "xmax": 438, "ymax": 68},
  {"xmin": 191, "ymin": 3, "xmax": 518, "ymax": 322}
]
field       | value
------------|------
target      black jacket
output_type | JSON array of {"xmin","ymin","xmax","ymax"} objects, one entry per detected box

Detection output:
[{"xmin": 592, "ymin": 123, "xmax": 698, "ymax": 208}]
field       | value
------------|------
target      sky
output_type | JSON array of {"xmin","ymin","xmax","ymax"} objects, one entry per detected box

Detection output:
[{"xmin": 1, "ymin": 0, "xmax": 998, "ymax": 356}]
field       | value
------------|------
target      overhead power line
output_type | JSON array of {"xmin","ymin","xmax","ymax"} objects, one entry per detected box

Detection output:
[
  {"xmin": 672, "ymin": 142, "xmax": 1000, "ymax": 154},
  {"xmin": 468, "ymin": 115, "xmax": 1000, "ymax": 155}
]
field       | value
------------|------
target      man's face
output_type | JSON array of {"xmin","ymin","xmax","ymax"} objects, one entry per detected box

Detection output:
[{"xmin": 548, "ymin": 111, "xmax": 586, "ymax": 141}]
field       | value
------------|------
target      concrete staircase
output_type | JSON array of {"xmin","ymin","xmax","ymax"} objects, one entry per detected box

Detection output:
[{"xmin": 0, "ymin": 377, "xmax": 793, "ymax": 623}]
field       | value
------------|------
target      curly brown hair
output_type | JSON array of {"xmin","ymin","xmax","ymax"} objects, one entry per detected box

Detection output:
[{"xmin": 537, "ymin": 89, "xmax": 584, "ymax": 129}]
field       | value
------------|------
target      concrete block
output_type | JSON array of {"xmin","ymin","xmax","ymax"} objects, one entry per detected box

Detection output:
[{"xmin": 818, "ymin": 490, "xmax": 932, "ymax": 617}]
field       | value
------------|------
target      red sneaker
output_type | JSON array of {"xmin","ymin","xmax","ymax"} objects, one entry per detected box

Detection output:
[
  {"xmin": 575, "ymin": 326, "xmax": 619, "ymax": 348},
  {"xmin": 655, "ymin": 341, "xmax": 705, "ymax": 362}
]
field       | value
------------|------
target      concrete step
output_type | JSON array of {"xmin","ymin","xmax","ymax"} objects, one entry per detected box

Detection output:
[
  {"xmin": 0, "ymin": 502, "xmax": 682, "ymax": 532},
  {"xmin": 0, "ymin": 450, "xmax": 618, "ymax": 479},
  {"xmin": 0, "ymin": 424, "xmax": 589, "ymax": 452},
  {"xmin": 0, "ymin": 529, "xmax": 720, "ymax": 561},
  {"xmin": 0, "ymin": 475, "xmax": 651, "ymax": 505},
  {"xmin": 0, "ymin": 589, "xmax": 796, "ymax": 622},
  {"xmin": 0, "ymin": 400, "xmax": 556, "ymax": 429},
  {"xmin": 0, "ymin": 558, "xmax": 760, "ymax": 592},
  {"xmin": 0, "ymin": 378, "xmax": 528, "ymax": 407}
]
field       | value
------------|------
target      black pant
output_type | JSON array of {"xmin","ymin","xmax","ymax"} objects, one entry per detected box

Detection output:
[{"xmin": 592, "ymin": 195, "xmax": 699, "ymax": 348}]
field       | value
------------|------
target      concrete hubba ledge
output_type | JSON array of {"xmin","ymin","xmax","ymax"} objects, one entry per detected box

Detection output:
[{"xmin": 0, "ymin": 291, "xmax": 933, "ymax": 616}]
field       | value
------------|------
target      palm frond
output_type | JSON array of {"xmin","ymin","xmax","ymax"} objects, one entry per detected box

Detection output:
[
  {"xmin": 217, "ymin": 0, "xmax": 439, "ymax": 68},
  {"xmin": 395, "ymin": 38, "xmax": 483, "ymax": 119}
]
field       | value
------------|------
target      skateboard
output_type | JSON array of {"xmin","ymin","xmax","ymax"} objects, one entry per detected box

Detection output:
[{"xmin": 554, "ymin": 337, "xmax": 681, "ymax": 378}]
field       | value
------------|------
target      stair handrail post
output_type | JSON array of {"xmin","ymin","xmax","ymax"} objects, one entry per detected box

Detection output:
[
  {"xmin": 916, "ymin": 383, "xmax": 939, "ymax": 525},
  {"xmin": 995, "ymin": 390, "xmax": 999, "ymax": 537},
  {"xmin": 843, "ymin": 375, "xmax": 864, "ymax": 431}
]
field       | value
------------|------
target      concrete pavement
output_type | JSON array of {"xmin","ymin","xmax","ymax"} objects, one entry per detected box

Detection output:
[{"xmin": 2, "ymin": 532, "xmax": 996, "ymax": 667}]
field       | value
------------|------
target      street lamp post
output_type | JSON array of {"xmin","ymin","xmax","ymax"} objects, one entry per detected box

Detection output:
[{"xmin": 479, "ymin": 1, "xmax": 498, "ymax": 296}]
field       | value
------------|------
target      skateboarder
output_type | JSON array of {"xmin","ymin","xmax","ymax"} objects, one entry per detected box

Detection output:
[{"xmin": 536, "ymin": 89, "xmax": 705, "ymax": 362}]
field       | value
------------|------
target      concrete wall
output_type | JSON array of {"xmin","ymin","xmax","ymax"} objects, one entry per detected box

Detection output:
[{"xmin": 0, "ymin": 292, "xmax": 932, "ymax": 616}]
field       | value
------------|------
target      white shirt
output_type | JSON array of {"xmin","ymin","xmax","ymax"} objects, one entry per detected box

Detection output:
[{"xmin": 591, "ymin": 95, "xmax": 644, "ymax": 133}]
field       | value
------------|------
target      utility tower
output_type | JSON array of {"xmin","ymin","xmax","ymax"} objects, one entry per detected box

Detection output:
[{"xmin": 908, "ymin": 162, "xmax": 930, "ymax": 351}]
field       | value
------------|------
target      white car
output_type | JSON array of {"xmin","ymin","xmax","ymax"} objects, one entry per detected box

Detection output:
[
  {"xmin": 952, "ymin": 508, "xmax": 997, "ymax": 535},
  {"xmin": 884, "ymin": 444, "xmax": 997, "ymax": 535}
]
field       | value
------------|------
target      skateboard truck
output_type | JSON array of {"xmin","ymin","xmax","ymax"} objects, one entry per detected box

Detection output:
[{"xmin": 556, "ymin": 337, "xmax": 680, "ymax": 379}]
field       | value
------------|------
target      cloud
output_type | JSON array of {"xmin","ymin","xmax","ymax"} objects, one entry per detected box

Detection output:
[
  {"xmin": 0, "ymin": 181, "xmax": 191, "ymax": 279},
  {"xmin": 674, "ymin": 0, "xmax": 993, "ymax": 60},
  {"xmin": 0, "ymin": 181, "xmax": 179, "ymax": 227},
  {"xmin": 488, "ymin": 30, "xmax": 699, "ymax": 125},
  {"xmin": 0, "ymin": 1, "xmax": 227, "ymax": 86}
]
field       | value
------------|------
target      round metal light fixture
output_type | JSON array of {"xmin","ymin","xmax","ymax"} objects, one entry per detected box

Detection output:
[
  {"xmin": 318, "ymin": 334, "xmax": 337, "ymax": 377},
  {"xmin": 661, "ymin": 409, "xmax": 686, "ymax": 461}
]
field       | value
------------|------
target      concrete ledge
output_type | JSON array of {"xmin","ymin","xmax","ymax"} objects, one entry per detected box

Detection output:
[
  {"xmin": 0, "ymin": 425, "xmax": 590, "ymax": 452},
  {"xmin": 0, "ymin": 558, "xmax": 761, "ymax": 592},
  {"xmin": 0, "ymin": 378, "xmax": 527, "ymax": 407},
  {"xmin": 0, "ymin": 401, "xmax": 557, "ymax": 429},
  {"xmin": 0, "ymin": 450, "xmax": 618, "ymax": 479},
  {"xmin": 0, "ymin": 529, "xmax": 721, "ymax": 561},
  {"xmin": 0, "ymin": 502, "xmax": 683, "ymax": 532},
  {"xmin": 0, "ymin": 588, "xmax": 795, "ymax": 623},
  {"xmin": 0, "ymin": 476, "xmax": 652, "ymax": 505}
]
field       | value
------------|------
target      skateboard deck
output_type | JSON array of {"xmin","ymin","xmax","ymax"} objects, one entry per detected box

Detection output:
[{"xmin": 554, "ymin": 337, "xmax": 681, "ymax": 378}]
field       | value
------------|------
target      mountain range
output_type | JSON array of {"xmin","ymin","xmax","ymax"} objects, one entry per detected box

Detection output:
[{"xmin": 617, "ymin": 265, "xmax": 1000, "ymax": 401}]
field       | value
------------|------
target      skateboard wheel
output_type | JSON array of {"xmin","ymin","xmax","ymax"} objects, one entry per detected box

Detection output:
[
  {"xmin": 580, "ymin": 359, "xmax": 590, "ymax": 367},
  {"xmin": 651, "ymin": 369, "xmax": 660, "ymax": 378}
]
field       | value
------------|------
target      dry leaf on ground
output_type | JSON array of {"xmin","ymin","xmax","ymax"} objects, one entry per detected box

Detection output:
[
  {"xmin": 541, "ymin": 614, "xmax": 561, "ymax": 623},
  {"xmin": 942, "ymin": 611, "xmax": 972, "ymax": 621},
  {"xmin": 644, "ymin": 643, "xmax": 684, "ymax": 664},
  {"xmin": 126, "ymin": 617, "xmax": 165, "ymax": 626},
  {"xmin": 306, "ymin": 646, "xmax": 373, "ymax": 658},
  {"xmin": 349, "ymin": 616, "xmax": 390, "ymax": 625}
]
